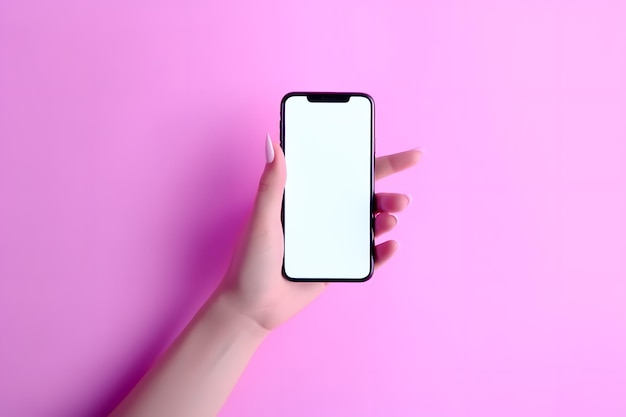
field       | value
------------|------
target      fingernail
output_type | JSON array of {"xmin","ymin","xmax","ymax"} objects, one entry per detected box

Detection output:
[
  {"xmin": 406, "ymin": 194, "xmax": 412, "ymax": 206},
  {"xmin": 412, "ymin": 147, "xmax": 425, "ymax": 153},
  {"xmin": 391, "ymin": 214, "xmax": 399, "ymax": 225},
  {"xmin": 265, "ymin": 133, "xmax": 274, "ymax": 164}
]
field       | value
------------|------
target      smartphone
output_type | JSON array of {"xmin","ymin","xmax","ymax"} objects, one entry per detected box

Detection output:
[{"xmin": 280, "ymin": 92, "xmax": 375, "ymax": 282}]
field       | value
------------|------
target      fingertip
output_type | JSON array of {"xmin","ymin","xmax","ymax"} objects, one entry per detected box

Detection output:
[
  {"xmin": 274, "ymin": 137, "xmax": 285, "ymax": 161},
  {"xmin": 374, "ymin": 240, "xmax": 399, "ymax": 269},
  {"xmin": 374, "ymin": 212, "xmax": 399, "ymax": 237},
  {"xmin": 387, "ymin": 240, "xmax": 400, "ymax": 259},
  {"xmin": 407, "ymin": 148, "xmax": 423, "ymax": 164}
]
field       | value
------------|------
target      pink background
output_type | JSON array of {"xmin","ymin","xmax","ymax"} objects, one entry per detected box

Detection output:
[{"xmin": 1, "ymin": 1, "xmax": 625, "ymax": 416}]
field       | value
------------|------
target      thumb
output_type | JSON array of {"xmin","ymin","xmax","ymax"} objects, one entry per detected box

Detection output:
[{"xmin": 251, "ymin": 133, "xmax": 286, "ymax": 226}]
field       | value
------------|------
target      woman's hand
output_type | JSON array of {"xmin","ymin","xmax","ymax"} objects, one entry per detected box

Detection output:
[
  {"xmin": 218, "ymin": 134, "xmax": 421, "ymax": 331},
  {"xmin": 109, "ymin": 134, "xmax": 421, "ymax": 417}
]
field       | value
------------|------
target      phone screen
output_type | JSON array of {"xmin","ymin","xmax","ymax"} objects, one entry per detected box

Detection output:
[{"xmin": 281, "ymin": 93, "xmax": 374, "ymax": 281}]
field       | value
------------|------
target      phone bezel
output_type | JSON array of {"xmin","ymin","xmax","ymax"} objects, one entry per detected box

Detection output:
[{"xmin": 280, "ymin": 92, "xmax": 376, "ymax": 282}]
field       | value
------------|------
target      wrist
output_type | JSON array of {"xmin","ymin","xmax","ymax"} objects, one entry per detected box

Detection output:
[{"xmin": 201, "ymin": 290, "xmax": 270, "ymax": 342}]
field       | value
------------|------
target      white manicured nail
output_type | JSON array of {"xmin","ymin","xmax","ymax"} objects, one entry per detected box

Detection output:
[{"xmin": 265, "ymin": 133, "xmax": 274, "ymax": 164}]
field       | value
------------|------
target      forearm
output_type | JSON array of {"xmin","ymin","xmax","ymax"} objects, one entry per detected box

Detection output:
[{"xmin": 110, "ymin": 291, "xmax": 268, "ymax": 417}]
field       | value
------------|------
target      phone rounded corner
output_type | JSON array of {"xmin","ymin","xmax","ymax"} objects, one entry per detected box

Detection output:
[
  {"xmin": 280, "ymin": 92, "xmax": 301, "ymax": 108},
  {"xmin": 359, "ymin": 264, "xmax": 375, "ymax": 282},
  {"xmin": 345, "ymin": 262, "xmax": 375, "ymax": 283},
  {"xmin": 281, "ymin": 265, "xmax": 297, "ymax": 282},
  {"xmin": 353, "ymin": 92, "xmax": 375, "ymax": 106}
]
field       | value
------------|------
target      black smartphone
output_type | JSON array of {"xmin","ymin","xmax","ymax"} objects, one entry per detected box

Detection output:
[{"xmin": 280, "ymin": 92, "xmax": 375, "ymax": 282}]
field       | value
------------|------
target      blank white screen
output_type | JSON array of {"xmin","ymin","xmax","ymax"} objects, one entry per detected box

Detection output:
[{"xmin": 283, "ymin": 95, "xmax": 373, "ymax": 279}]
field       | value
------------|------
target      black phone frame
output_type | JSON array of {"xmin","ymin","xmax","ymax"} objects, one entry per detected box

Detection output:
[{"xmin": 279, "ymin": 92, "xmax": 376, "ymax": 282}]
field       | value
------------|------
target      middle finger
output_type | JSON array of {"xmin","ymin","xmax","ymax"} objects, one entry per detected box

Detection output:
[{"xmin": 375, "ymin": 193, "xmax": 411, "ymax": 213}]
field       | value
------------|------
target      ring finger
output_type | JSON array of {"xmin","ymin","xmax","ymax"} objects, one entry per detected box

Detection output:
[{"xmin": 375, "ymin": 212, "xmax": 398, "ymax": 237}]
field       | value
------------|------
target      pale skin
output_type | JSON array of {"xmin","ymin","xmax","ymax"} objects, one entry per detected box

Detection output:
[{"xmin": 110, "ymin": 135, "xmax": 421, "ymax": 417}]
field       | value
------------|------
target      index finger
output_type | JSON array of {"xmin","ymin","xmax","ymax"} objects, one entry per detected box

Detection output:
[{"xmin": 375, "ymin": 149, "xmax": 422, "ymax": 180}]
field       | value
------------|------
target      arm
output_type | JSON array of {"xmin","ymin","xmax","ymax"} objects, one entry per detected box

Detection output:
[
  {"xmin": 109, "ymin": 293, "xmax": 267, "ymax": 417},
  {"xmin": 110, "ymin": 135, "xmax": 421, "ymax": 417}
]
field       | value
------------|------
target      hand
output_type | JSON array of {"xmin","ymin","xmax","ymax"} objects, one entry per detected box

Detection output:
[{"xmin": 218, "ymin": 134, "xmax": 421, "ymax": 331}]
